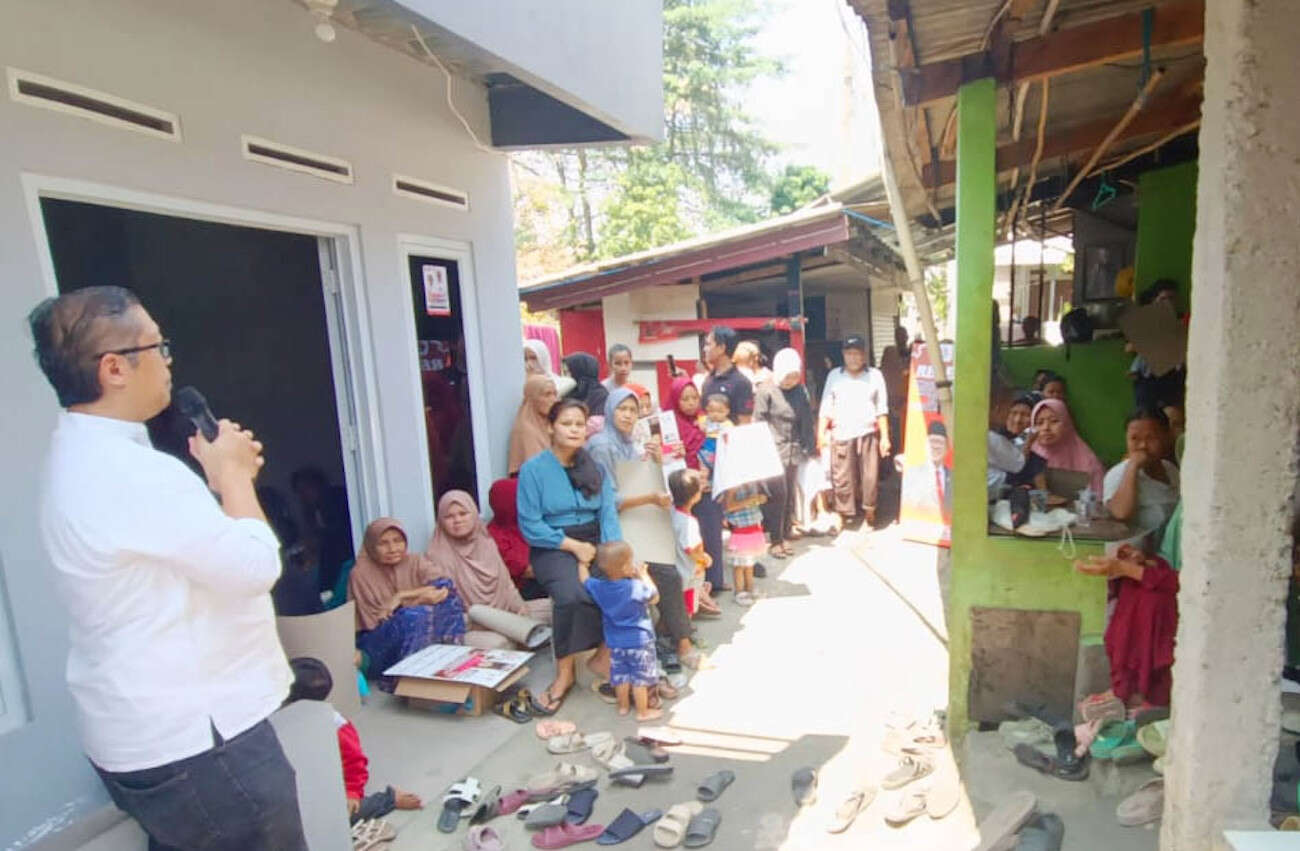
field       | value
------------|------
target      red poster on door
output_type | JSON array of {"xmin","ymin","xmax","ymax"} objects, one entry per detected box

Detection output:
[{"xmin": 899, "ymin": 341, "xmax": 955, "ymax": 548}]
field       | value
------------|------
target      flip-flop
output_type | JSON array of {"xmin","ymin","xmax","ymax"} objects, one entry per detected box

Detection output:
[
  {"xmin": 592, "ymin": 680, "xmax": 618, "ymax": 704},
  {"xmin": 927, "ymin": 768, "xmax": 960, "ymax": 819},
  {"xmin": 1116, "ymin": 778, "xmax": 1164, "ymax": 827},
  {"xmin": 463, "ymin": 824, "xmax": 505, "ymax": 851},
  {"xmin": 530, "ymin": 686, "xmax": 568, "ymax": 716},
  {"xmin": 883, "ymin": 754, "xmax": 933, "ymax": 789},
  {"xmin": 536, "ymin": 720, "xmax": 578, "ymax": 740},
  {"xmin": 532, "ymin": 822, "xmax": 605, "ymax": 849},
  {"xmin": 639, "ymin": 727, "xmax": 683, "ymax": 746},
  {"xmin": 791, "ymin": 767, "xmax": 818, "ymax": 808},
  {"xmin": 885, "ymin": 789, "xmax": 928, "ymax": 826},
  {"xmin": 624, "ymin": 738, "xmax": 669, "ymax": 764},
  {"xmin": 609, "ymin": 764, "xmax": 673, "ymax": 781},
  {"xmin": 973, "ymin": 791, "xmax": 1037, "ymax": 851},
  {"xmin": 593, "ymin": 740, "xmax": 646, "ymax": 787},
  {"xmin": 696, "ymin": 770, "xmax": 735, "ymax": 802},
  {"xmin": 548, "ymin": 730, "xmax": 613, "ymax": 755},
  {"xmin": 826, "ymin": 786, "xmax": 875, "ymax": 833},
  {"xmin": 527, "ymin": 763, "xmax": 599, "ymax": 799},
  {"xmin": 682, "ymin": 807, "xmax": 721, "ymax": 848},
  {"xmin": 1015, "ymin": 812, "xmax": 1064, "ymax": 850},
  {"xmin": 495, "ymin": 695, "xmax": 531, "ymax": 724},
  {"xmin": 524, "ymin": 803, "xmax": 569, "ymax": 830},
  {"xmin": 499, "ymin": 788, "xmax": 531, "ymax": 816},
  {"xmin": 439, "ymin": 778, "xmax": 482, "ymax": 833},
  {"xmin": 470, "ymin": 784, "xmax": 502, "ymax": 824},
  {"xmin": 596, "ymin": 808, "xmax": 663, "ymax": 845},
  {"xmin": 565, "ymin": 786, "xmax": 599, "ymax": 825},
  {"xmin": 653, "ymin": 802, "xmax": 702, "ymax": 848}
]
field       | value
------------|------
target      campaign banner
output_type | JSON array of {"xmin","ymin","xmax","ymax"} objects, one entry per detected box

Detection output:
[{"xmin": 899, "ymin": 340, "xmax": 955, "ymax": 548}]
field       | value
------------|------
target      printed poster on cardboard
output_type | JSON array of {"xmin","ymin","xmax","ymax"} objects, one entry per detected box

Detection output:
[
  {"xmin": 899, "ymin": 340, "xmax": 955, "ymax": 548},
  {"xmin": 423, "ymin": 264, "xmax": 451, "ymax": 316}
]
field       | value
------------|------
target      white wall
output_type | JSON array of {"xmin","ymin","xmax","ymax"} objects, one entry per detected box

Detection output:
[
  {"xmin": 603, "ymin": 285, "xmax": 700, "ymax": 404},
  {"xmin": 400, "ymin": 0, "xmax": 664, "ymax": 142},
  {"xmin": 0, "ymin": 0, "xmax": 530, "ymax": 843}
]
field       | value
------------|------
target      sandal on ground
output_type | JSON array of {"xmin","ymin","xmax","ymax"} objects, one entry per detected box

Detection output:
[
  {"xmin": 1016, "ymin": 813, "xmax": 1065, "ymax": 851},
  {"xmin": 499, "ymin": 788, "xmax": 531, "ymax": 816},
  {"xmin": 638, "ymin": 727, "xmax": 683, "ymax": 746},
  {"xmin": 1117, "ymin": 778, "xmax": 1164, "ymax": 827},
  {"xmin": 564, "ymin": 787, "xmax": 599, "ymax": 825},
  {"xmin": 696, "ymin": 770, "xmax": 735, "ymax": 802},
  {"xmin": 438, "ymin": 778, "xmax": 482, "ymax": 833},
  {"xmin": 791, "ymin": 767, "xmax": 818, "ymax": 808},
  {"xmin": 608, "ymin": 764, "xmax": 673, "ymax": 781},
  {"xmin": 532, "ymin": 822, "xmax": 605, "ymax": 849},
  {"xmin": 494, "ymin": 696, "xmax": 530, "ymax": 724},
  {"xmin": 536, "ymin": 719, "xmax": 577, "ymax": 740},
  {"xmin": 885, "ymin": 790, "xmax": 928, "ymax": 827},
  {"xmin": 827, "ymin": 787, "xmax": 875, "ymax": 833},
  {"xmin": 597, "ymin": 808, "xmax": 663, "ymax": 845},
  {"xmin": 927, "ymin": 767, "xmax": 960, "ymax": 819},
  {"xmin": 972, "ymin": 791, "xmax": 1037, "ymax": 851},
  {"xmin": 526, "ymin": 763, "xmax": 599, "ymax": 799},
  {"xmin": 768, "ymin": 545, "xmax": 790, "ymax": 560},
  {"xmin": 351, "ymin": 818, "xmax": 396, "ymax": 850},
  {"xmin": 682, "ymin": 807, "xmax": 722, "ymax": 848},
  {"xmin": 592, "ymin": 680, "xmax": 617, "ymax": 704},
  {"xmin": 624, "ymin": 737, "xmax": 669, "ymax": 764},
  {"xmin": 1079, "ymin": 692, "xmax": 1125, "ymax": 724},
  {"xmin": 470, "ymin": 784, "xmax": 502, "ymax": 824},
  {"xmin": 882, "ymin": 754, "xmax": 933, "ymax": 790},
  {"xmin": 462, "ymin": 824, "xmax": 504, "ymax": 851},
  {"xmin": 653, "ymin": 802, "xmax": 702, "ymax": 848},
  {"xmin": 524, "ymin": 803, "xmax": 570, "ymax": 830},
  {"xmin": 547, "ymin": 730, "xmax": 613, "ymax": 755},
  {"xmin": 656, "ymin": 679, "xmax": 680, "ymax": 700}
]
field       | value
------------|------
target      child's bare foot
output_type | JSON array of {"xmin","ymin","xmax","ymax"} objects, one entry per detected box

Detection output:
[
  {"xmin": 636, "ymin": 706, "xmax": 664, "ymax": 722},
  {"xmin": 618, "ymin": 705, "xmax": 630, "ymax": 716},
  {"xmin": 393, "ymin": 787, "xmax": 423, "ymax": 809}
]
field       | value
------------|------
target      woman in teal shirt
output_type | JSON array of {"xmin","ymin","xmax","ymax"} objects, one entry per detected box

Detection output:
[{"xmin": 517, "ymin": 398, "xmax": 622, "ymax": 713}]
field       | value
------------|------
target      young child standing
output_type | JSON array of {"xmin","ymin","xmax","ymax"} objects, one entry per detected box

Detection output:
[
  {"xmin": 668, "ymin": 468, "xmax": 715, "ymax": 641},
  {"xmin": 580, "ymin": 542, "xmax": 664, "ymax": 720},
  {"xmin": 721, "ymin": 470, "xmax": 767, "ymax": 606}
]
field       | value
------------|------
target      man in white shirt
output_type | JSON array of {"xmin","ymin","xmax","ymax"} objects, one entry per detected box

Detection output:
[
  {"xmin": 30, "ymin": 287, "xmax": 306, "ymax": 850},
  {"xmin": 818, "ymin": 334, "xmax": 892, "ymax": 527}
]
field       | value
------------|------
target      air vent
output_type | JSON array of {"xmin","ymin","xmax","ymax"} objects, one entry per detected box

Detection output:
[
  {"xmin": 240, "ymin": 135, "xmax": 353, "ymax": 184},
  {"xmin": 392, "ymin": 174, "xmax": 470, "ymax": 211},
  {"xmin": 6, "ymin": 67, "xmax": 180, "ymax": 141}
]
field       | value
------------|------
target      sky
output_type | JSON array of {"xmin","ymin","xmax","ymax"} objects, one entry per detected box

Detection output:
[{"xmin": 747, "ymin": 0, "xmax": 883, "ymax": 190}]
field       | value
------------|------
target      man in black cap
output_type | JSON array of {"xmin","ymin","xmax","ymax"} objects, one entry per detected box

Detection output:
[{"xmin": 817, "ymin": 334, "xmax": 891, "ymax": 527}]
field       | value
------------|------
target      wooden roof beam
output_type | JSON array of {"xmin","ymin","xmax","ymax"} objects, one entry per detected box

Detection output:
[
  {"xmin": 899, "ymin": 0, "xmax": 1204, "ymax": 107},
  {"xmin": 921, "ymin": 94, "xmax": 1202, "ymax": 186}
]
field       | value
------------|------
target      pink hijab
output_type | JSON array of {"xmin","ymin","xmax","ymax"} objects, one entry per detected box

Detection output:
[
  {"xmin": 425, "ymin": 490, "xmax": 529, "ymax": 616},
  {"xmin": 1030, "ymin": 398, "xmax": 1105, "ymax": 495}
]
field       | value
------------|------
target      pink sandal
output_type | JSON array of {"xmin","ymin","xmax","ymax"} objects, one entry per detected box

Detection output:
[
  {"xmin": 531, "ymin": 822, "xmax": 604, "ymax": 848},
  {"xmin": 535, "ymin": 720, "xmax": 577, "ymax": 740}
]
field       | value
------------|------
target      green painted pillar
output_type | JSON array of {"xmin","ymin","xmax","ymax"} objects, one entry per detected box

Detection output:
[{"xmin": 950, "ymin": 77, "xmax": 997, "ymax": 553}]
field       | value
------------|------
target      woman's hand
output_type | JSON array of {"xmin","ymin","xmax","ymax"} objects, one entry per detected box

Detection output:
[
  {"xmin": 383, "ymin": 593, "xmax": 405, "ymax": 618},
  {"xmin": 426, "ymin": 586, "xmax": 450, "ymax": 605},
  {"xmin": 645, "ymin": 437, "xmax": 663, "ymax": 463},
  {"xmin": 565, "ymin": 539, "xmax": 597, "ymax": 565},
  {"xmin": 655, "ymin": 493, "xmax": 672, "ymax": 510},
  {"xmin": 1074, "ymin": 556, "xmax": 1119, "ymax": 578}
]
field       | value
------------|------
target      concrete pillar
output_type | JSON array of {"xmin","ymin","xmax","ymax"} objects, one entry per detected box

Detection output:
[{"xmin": 1161, "ymin": 1, "xmax": 1300, "ymax": 847}]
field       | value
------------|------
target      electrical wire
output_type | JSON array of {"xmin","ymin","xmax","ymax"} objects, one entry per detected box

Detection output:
[{"xmin": 409, "ymin": 24, "xmax": 500, "ymax": 157}]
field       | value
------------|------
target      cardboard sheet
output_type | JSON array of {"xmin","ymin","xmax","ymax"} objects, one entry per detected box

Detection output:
[
  {"xmin": 614, "ymin": 459, "xmax": 678, "ymax": 565},
  {"xmin": 276, "ymin": 601, "xmax": 361, "ymax": 717},
  {"xmin": 711, "ymin": 422, "xmax": 783, "ymax": 497},
  {"xmin": 467, "ymin": 604, "xmax": 552, "ymax": 648},
  {"xmin": 1117, "ymin": 300, "xmax": 1186, "ymax": 377}
]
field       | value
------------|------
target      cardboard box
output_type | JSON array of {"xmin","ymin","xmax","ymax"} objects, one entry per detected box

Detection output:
[{"xmin": 393, "ymin": 665, "xmax": 530, "ymax": 716}]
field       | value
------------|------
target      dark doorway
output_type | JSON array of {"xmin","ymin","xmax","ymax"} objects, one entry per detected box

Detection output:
[
  {"xmin": 39, "ymin": 198, "xmax": 358, "ymax": 607},
  {"xmin": 407, "ymin": 254, "xmax": 478, "ymax": 505}
]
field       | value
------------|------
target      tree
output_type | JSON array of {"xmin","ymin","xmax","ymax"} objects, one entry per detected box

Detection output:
[
  {"xmin": 769, "ymin": 164, "xmax": 831, "ymax": 215},
  {"xmin": 511, "ymin": 0, "xmax": 784, "ymax": 278},
  {"xmin": 924, "ymin": 265, "xmax": 951, "ymax": 332}
]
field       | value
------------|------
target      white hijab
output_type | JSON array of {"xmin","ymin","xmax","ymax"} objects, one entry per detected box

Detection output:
[{"xmin": 524, "ymin": 338, "xmax": 575, "ymax": 396}]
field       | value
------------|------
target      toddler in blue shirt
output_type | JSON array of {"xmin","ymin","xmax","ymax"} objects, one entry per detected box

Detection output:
[{"xmin": 580, "ymin": 541, "xmax": 663, "ymax": 720}]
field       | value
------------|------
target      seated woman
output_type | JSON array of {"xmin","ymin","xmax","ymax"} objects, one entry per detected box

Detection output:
[
  {"xmin": 485, "ymin": 477, "xmax": 546, "ymax": 600},
  {"xmin": 588, "ymin": 388, "xmax": 697, "ymax": 674},
  {"xmin": 517, "ymin": 398, "xmax": 622, "ymax": 714},
  {"xmin": 508, "ymin": 374, "xmax": 558, "ymax": 475},
  {"xmin": 1076, "ymin": 543, "xmax": 1178, "ymax": 712},
  {"xmin": 987, "ymin": 392, "xmax": 1043, "ymax": 498},
  {"xmin": 1030, "ymin": 398, "xmax": 1105, "ymax": 497},
  {"xmin": 425, "ymin": 490, "xmax": 552, "ymax": 650},
  {"xmin": 347, "ymin": 519, "xmax": 465, "ymax": 689},
  {"xmin": 1104, "ymin": 408, "xmax": 1180, "ymax": 540}
]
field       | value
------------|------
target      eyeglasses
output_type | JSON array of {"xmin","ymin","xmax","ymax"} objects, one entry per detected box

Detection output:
[{"xmin": 96, "ymin": 339, "xmax": 171, "ymax": 360}]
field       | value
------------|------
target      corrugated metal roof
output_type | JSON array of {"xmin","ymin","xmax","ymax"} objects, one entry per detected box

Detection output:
[{"xmin": 846, "ymin": 0, "xmax": 1204, "ymax": 250}]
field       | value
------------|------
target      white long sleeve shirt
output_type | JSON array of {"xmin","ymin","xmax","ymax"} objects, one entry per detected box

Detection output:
[
  {"xmin": 39, "ymin": 412, "xmax": 291, "ymax": 772},
  {"xmin": 818, "ymin": 367, "xmax": 889, "ymax": 441}
]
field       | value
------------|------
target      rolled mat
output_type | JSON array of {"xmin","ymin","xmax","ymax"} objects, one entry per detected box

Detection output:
[{"xmin": 468, "ymin": 604, "xmax": 552, "ymax": 649}]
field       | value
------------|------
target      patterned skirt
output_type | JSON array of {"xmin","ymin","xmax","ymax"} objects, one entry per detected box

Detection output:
[{"xmin": 357, "ymin": 578, "xmax": 465, "ymax": 692}]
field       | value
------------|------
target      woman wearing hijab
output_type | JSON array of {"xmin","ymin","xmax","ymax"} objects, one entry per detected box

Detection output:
[
  {"xmin": 524, "ymin": 338, "xmax": 576, "ymax": 396},
  {"xmin": 754, "ymin": 348, "xmax": 816, "ymax": 557},
  {"xmin": 347, "ymin": 519, "xmax": 465, "ymax": 689},
  {"xmin": 485, "ymin": 478, "xmax": 545, "ymax": 599},
  {"xmin": 508, "ymin": 374, "xmax": 558, "ymax": 475},
  {"xmin": 562, "ymin": 352, "xmax": 609, "ymax": 415},
  {"xmin": 517, "ymin": 398, "xmax": 622, "ymax": 714},
  {"xmin": 1030, "ymin": 398, "xmax": 1106, "ymax": 496},
  {"xmin": 665, "ymin": 376, "xmax": 728, "ymax": 596},
  {"xmin": 426, "ymin": 490, "xmax": 552, "ymax": 650}
]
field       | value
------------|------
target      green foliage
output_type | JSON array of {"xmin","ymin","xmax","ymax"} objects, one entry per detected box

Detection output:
[
  {"xmin": 925, "ymin": 265, "xmax": 950, "ymax": 329},
  {"xmin": 769, "ymin": 164, "xmax": 830, "ymax": 215},
  {"xmin": 512, "ymin": 0, "xmax": 787, "ymax": 276}
]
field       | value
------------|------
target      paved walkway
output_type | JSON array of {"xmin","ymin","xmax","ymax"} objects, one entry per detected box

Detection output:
[{"xmin": 353, "ymin": 527, "xmax": 1158, "ymax": 850}]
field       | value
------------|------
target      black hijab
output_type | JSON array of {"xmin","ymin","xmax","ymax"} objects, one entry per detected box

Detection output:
[
  {"xmin": 563, "ymin": 352, "xmax": 608, "ymax": 413},
  {"xmin": 782, "ymin": 384, "xmax": 817, "ymax": 455}
]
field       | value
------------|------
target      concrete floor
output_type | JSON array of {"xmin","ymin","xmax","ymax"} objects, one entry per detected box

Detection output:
[{"xmin": 351, "ymin": 526, "xmax": 1160, "ymax": 850}]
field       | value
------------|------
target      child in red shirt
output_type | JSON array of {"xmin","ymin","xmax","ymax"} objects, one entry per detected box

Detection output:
[{"xmin": 287, "ymin": 658, "xmax": 423, "ymax": 822}]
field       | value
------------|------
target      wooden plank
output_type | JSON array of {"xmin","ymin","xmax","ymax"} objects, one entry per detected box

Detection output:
[
  {"xmin": 921, "ymin": 95, "xmax": 1202, "ymax": 185},
  {"xmin": 968, "ymin": 607, "xmax": 1081, "ymax": 724},
  {"xmin": 900, "ymin": 0, "xmax": 1204, "ymax": 107}
]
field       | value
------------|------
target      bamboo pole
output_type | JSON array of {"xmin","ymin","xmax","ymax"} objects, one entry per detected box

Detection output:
[
  {"xmin": 1002, "ymin": 0, "xmax": 1062, "ymax": 237},
  {"xmin": 1049, "ymin": 68, "xmax": 1165, "ymax": 213},
  {"xmin": 1089, "ymin": 119, "xmax": 1201, "ymax": 176}
]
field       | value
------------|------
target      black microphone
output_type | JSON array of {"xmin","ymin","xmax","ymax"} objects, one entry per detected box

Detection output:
[{"xmin": 174, "ymin": 386, "xmax": 219, "ymax": 442}]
